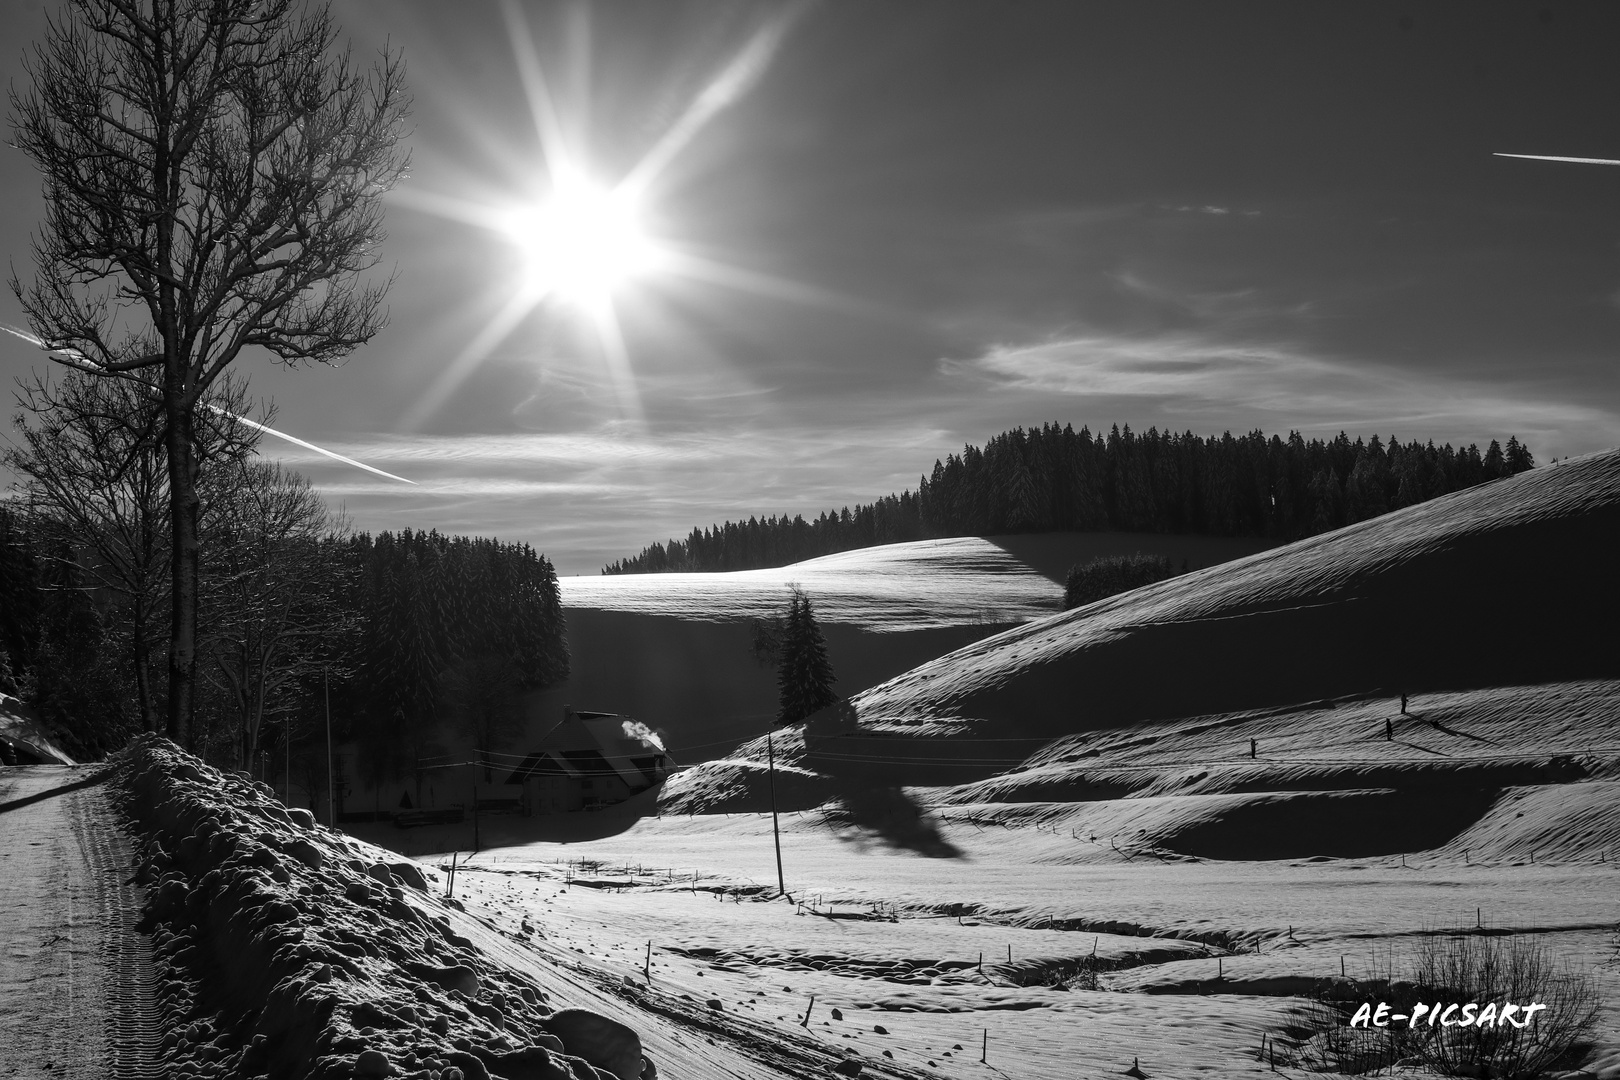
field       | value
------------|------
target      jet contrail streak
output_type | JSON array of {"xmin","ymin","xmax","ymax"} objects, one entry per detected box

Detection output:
[
  {"xmin": 1494, "ymin": 153, "xmax": 1620, "ymax": 166},
  {"xmin": 0, "ymin": 322, "xmax": 416, "ymax": 485},
  {"xmin": 198, "ymin": 407, "xmax": 417, "ymax": 485}
]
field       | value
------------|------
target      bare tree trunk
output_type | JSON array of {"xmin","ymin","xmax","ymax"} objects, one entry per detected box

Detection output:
[
  {"xmin": 132, "ymin": 599, "xmax": 154, "ymax": 733},
  {"xmin": 166, "ymin": 405, "xmax": 200, "ymax": 748},
  {"xmin": 243, "ymin": 649, "xmax": 268, "ymax": 772}
]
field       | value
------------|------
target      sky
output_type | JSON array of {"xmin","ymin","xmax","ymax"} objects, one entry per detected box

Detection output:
[{"xmin": 2, "ymin": 0, "xmax": 1618, "ymax": 574}]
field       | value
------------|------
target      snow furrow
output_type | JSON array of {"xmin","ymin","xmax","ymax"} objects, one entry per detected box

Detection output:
[{"xmin": 69, "ymin": 792, "xmax": 165, "ymax": 1079}]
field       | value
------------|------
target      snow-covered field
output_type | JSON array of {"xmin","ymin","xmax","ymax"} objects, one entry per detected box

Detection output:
[
  {"xmin": 494, "ymin": 451, "xmax": 1620, "ymax": 1079},
  {"xmin": 26, "ymin": 732, "xmax": 1614, "ymax": 1080},
  {"xmin": 403, "ymin": 676, "xmax": 1620, "ymax": 1080},
  {"xmin": 561, "ymin": 537, "xmax": 1062, "ymax": 631},
  {"xmin": 436, "ymin": 810, "xmax": 1620, "ymax": 1080}
]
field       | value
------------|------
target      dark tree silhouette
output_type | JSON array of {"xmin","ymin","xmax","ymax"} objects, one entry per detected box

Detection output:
[
  {"xmin": 346, "ymin": 530, "xmax": 568, "ymax": 794},
  {"xmin": 10, "ymin": 0, "xmax": 408, "ymax": 743},
  {"xmin": 200, "ymin": 459, "xmax": 347, "ymax": 770},
  {"xmin": 603, "ymin": 424, "xmax": 1536, "ymax": 575},
  {"xmin": 442, "ymin": 654, "xmax": 525, "ymax": 781},
  {"xmin": 5, "ymin": 371, "xmax": 260, "ymax": 730},
  {"xmin": 776, "ymin": 586, "xmax": 837, "ymax": 725},
  {"xmin": 1063, "ymin": 553, "xmax": 1180, "ymax": 610}
]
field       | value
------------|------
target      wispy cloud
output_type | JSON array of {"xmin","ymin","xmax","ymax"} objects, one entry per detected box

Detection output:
[
  {"xmin": 276, "ymin": 431, "xmax": 723, "ymax": 468},
  {"xmin": 262, "ymin": 313, "xmax": 1614, "ymax": 575},
  {"xmin": 941, "ymin": 331, "xmax": 1618, "ymax": 448},
  {"xmin": 265, "ymin": 420, "xmax": 958, "ymax": 573},
  {"xmin": 316, "ymin": 478, "xmax": 621, "ymax": 498},
  {"xmin": 1157, "ymin": 204, "xmax": 1262, "ymax": 217}
]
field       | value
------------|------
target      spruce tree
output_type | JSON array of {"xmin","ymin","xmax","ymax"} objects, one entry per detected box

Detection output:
[
  {"xmin": 1504, "ymin": 436, "xmax": 1535, "ymax": 474},
  {"xmin": 776, "ymin": 586, "xmax": 837, "ymax": 725}
]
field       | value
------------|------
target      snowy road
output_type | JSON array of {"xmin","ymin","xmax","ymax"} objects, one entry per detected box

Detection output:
[{"xmin": 0, "ymin": 766, "xmax": 161, "ymax": 1079}]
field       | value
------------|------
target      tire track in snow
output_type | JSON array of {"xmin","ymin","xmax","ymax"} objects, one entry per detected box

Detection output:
[
  {"xmin": 0, "ymin": 766, "xmax": 110, "ymax": 814},
  {"xmin": 69, "ymin": 787, "xmax": 165, "ymax": 1079}
]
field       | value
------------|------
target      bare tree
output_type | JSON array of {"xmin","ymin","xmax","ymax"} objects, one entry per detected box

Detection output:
[
  {"xmin": 9, "ymin": 0, "xmax": 408, "ymax": 742},
  {"xmin": 199, "ymin": 459, "xmax": 351, "ymax": 770},
  {"xmin": 5, "ymin": 369, "xmax": 259, "ymax": 730}
]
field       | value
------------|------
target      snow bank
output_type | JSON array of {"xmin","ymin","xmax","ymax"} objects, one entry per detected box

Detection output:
[{"xmin": 115, "ymin": 736, "xmax": 655, "ymax": 1080}]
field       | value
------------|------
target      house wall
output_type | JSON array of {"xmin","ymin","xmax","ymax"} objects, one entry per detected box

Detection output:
[
  {"xmin": 332, "ymin": 753, "xmax": 513, "ymax": 821},
  {"xmin": 525, "ymin": 774, "xmax": 582, "ymax": 814},
  {"xmin": 580, "ymin": 772, "xmax": 632, "ymax": 808}
]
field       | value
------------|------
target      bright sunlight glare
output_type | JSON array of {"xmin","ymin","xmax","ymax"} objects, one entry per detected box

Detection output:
[
  {"xmin": 502, "ymin": 177, "xmax": 658, "ymax": 302},
  {"xmin": 395, "ymin": 2, "xmax": 811, "ymax": 431}
]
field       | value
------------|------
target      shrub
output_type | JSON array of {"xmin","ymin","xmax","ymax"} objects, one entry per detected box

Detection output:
[
  {"xmin": 1063, "ymin": 553, "xmax": 1180, "ymax": 610},
  {"xmin": 1287, "ymin": 931, "xmax": 1601, "ymax": 1078}
]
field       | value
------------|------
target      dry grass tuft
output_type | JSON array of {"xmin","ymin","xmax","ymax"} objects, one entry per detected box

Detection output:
[{"xmin": 1283, "ymin": 931, "xmax": 1602, "ymax": 1078}]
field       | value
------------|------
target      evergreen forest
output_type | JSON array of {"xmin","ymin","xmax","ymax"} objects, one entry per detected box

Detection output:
[
  {"xmin": 1064, "ymin": 553, "xmax": 1182, "ymax": 610},
  {"xmin": 1, "ymin": 499, "xmax": 568, "ymax": 784},
  {"xmin": 602, "ymin": 424, "xmax": 1536, "ymax": 574}
]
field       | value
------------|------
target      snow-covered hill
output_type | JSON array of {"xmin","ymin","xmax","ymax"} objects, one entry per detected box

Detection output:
[
  {"xmin": 823, "ymin": 448, "xmax": 1620, "ymax": 743},
  {"xmin": 666, "ymin": 450, "xmax": 1620, "ymax": 860},
  {"xmin": 561, "ymin": 537, "xmax": 1061, "ymax": 632}
]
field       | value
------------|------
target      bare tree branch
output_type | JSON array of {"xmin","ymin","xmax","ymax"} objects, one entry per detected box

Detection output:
[{"xmin": 8, "ymin": 0, "xmax": 407, "ymax": 741}]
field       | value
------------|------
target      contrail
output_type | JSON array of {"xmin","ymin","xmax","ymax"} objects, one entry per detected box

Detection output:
[
  {"xmin": 205, "ymin": 410, "xmax": 417, "ymax": 485},
  {"xmin": 1494, "ymin": 153, "xmax": 1620, "ymax": 166},
  {"xmin": 0, "ymin": 322, "xmax": 416, "ymax": 485}
]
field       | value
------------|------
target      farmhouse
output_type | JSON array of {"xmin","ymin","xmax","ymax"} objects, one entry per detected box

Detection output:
[{"xmin": 504, "ymin": 706, "xmax": 670, "ymax": 813}]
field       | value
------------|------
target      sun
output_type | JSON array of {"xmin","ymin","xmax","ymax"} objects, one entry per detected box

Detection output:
[
  {"xmin": 393, "ymin": 3, "xmax": 811, "ymax": 430},
  {"xmin": 501, "ymin": 174, "xmax": 658, "ymax": 303}
]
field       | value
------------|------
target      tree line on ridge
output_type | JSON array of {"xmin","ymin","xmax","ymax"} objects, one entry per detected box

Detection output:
[{"xmin": 602, "ymin": 423, "xmax": 1536, "ymax": 575}]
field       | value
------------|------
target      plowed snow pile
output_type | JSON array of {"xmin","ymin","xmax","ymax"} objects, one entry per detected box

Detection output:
[
  {"xmin": 113, "ymin": 738, "xmax": 944, "ymax": 1080},
  {"xmin": 121, "ymin": 737, "xmax": 650, "ymax": 1080}
]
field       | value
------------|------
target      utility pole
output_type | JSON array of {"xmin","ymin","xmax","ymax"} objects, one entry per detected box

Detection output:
[
  {"xmin": 768, "ymin": 732, "xmax": 786, "ymax": 897},
  {"xmin": 324, "ymin": 665, "xmax": 335, "ymax": 828}
]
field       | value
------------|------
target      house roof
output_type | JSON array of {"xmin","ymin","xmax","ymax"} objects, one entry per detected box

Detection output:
[{"xmin": 504, "ymin": 711, "xmax": 669, "ymax": 788}]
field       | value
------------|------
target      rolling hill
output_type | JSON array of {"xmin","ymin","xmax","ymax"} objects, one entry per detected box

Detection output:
[
  {"xmin": 530, "ymin": 532, "xmax": 1275, "ymax": 762},
  {"xmin": 665, "ymin": 448, "xmax": 1620, "ymax": 864}
]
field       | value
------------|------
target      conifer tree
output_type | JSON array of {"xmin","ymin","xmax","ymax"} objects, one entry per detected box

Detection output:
[
  {"xmin": 1504, "ymin": 436, "xmax": 1535, "ymax": 474},
  {"xmin": 776, "ymin": 586, "xmax": 837, "ymax": 725}
]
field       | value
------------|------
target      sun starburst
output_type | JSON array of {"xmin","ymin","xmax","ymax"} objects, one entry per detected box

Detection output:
[
  {"xmin": 391, "ymin": 0, "xmax": 864, "ymax": 435},
  {"xmin": 499, "ymin": 173, "xmax": 660, "ymax": 304}
]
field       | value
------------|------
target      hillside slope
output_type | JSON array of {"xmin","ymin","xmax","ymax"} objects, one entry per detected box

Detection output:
[
  {"xmin": 534, "ymin": 533, "xmax": 1268, "ymax": 762},
  {"xmin": 817, "ymin": 449, "xmax": 1620, "ymax": 749},
  {"xmin": 664, "ymin": 449, "xmax": 1620, "ymax": 864},
  {"xmin": 561, "ymin": 536, "xmax": 1061, "ymax": 631}
]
